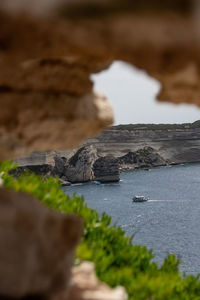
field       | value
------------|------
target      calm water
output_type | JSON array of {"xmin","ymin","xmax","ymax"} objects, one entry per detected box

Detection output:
[{"xmin": 63, "ymin": 163, "xmax": 200, "ymax": 275}]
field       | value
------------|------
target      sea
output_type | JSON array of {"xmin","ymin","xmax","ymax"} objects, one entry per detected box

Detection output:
[{"xmin": 63, "ymin": 163, "xmax": 200, "ymax": 276}]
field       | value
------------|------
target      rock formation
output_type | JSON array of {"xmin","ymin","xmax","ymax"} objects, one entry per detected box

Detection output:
[
  {"xmin": 118, "ymin": 147, "xmax": 166, "ymax": 170},
  {"xmin": 0, "ymin": 187, "xmax": 82, "ymax": 298},
  {"xmin": 64, "ymin": 146, "xmax": 98, "ymax": 183},
  {"xmin": 12, "ymin": 121, "xmax": 200, "ymax": 182},
  {"xmin": 65, "ymin": 262, "xmax": 128, "ymax": 300},
  {"xmin": 0, "ymin": 1, "xmax": 200, "ymax": 160},
  {"xmin": 12, "ymin": 146, "xmax": 121, "ymax": 183},
  {"xmin": 93, "ymin": 156, "xmax": 120, "ymax": 182},
  {"xmin": 86, "ymin": 122, "xmax": 200, "ymax": 165},
  {"xmin": 10, "ymin": 151, "xmax": 54, "ymax": 177}
]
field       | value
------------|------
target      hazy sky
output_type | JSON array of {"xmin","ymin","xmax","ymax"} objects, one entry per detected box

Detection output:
[{"xmin": 91, "ymin": 61, "xmax": 200, "ymax": 125}]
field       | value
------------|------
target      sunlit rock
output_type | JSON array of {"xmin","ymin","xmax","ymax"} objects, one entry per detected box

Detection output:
[
  {"xmin": 1, "ymin": 2, "xmax": 200, "ymax": 159},
  {"xmin": 59, "ymin": 262, "xmax": 128, "ymax": 300},
  {"xmin": 0, "ymin": 90, "xmax": 113, "ymax": 161}
]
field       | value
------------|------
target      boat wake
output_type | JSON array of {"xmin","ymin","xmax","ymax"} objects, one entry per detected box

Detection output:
[
  {"xmin": 148, "ymin": 199, "xmax": 166, "ymax": 202},
  {"xmin": 148, "ymin": 199, "xmax": 184, "ymax": 202},
  {"xmin": 71, "ymin": 183, "xmax": 84, "ymax": 186}
]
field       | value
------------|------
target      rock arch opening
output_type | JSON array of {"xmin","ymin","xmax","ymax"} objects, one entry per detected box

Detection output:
[{"xmin": 91, "ymin": 61, "xmax": 200, "ymax": 125}]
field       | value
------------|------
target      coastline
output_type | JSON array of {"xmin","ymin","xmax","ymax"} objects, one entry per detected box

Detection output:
[{"xmin": 13, "ymin": 121, "xmax": 200, "ymax": 184}]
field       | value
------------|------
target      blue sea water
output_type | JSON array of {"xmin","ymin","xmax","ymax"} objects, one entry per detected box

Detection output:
[{"xmin": 63, "ymin": 163, "xmax": 200, "ymax": 275}]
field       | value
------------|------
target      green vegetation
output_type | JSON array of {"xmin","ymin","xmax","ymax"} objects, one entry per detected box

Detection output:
[
  {"xmin": 1, "ymin": 161, "xmax": 200, "ymax": 299},
  {"xmin": 112, "ymin": 120, "xmax": 200, "ymax": 131}
]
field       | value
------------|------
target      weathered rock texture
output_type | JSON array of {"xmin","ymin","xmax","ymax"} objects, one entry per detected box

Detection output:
[
  {"xmin": 12, "ymin": 122, "xmax": 200, "ymax": 182},
  {"xmin": 0, "ymin": 1, "xmax": 200, "ymax": 159},
  {"xmin": 10, "ymin": 151, "xmax": 55, "ymax": 177},
  {"xmin": 0, "ymin": 86, "xmax": 113, "ymax": 161},
  {"xmin": 86, "ymin": 123, "xmax": 200, "ymax": 165},
  {"xmin": 93, "ymin": 156, "xmax": 120, "ymax": 182},
  {"xmin": 13, "ymin": 146, "xmax": 120, "ymax": 183},
  {"xmin": 118, "ymin": 147, "xmax": 166, "ymax": 170},
  {"xmin": 65, "ymin": 262, "xmax": 128, "ymax": 300},
  {"xmin": 0, "ymin": 187, "xmax": 82, "ymax": 298},
  {"xmin": 65, "ymin": 146, "xmax": 98, "ymax": 183},
  {"xmin": 0, "ymin": 9, "xmax": 114, "ymax": 159}
]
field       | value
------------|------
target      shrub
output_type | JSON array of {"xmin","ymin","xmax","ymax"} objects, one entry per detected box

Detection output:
[{"xmin": 1, "ymin": 161, "xmax": 200, "ymax": 299}]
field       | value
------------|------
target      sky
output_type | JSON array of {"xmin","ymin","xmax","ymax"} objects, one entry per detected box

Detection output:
[{"xmin": 91, "ymin": 61, "xmax": 200, "ymax": 125}]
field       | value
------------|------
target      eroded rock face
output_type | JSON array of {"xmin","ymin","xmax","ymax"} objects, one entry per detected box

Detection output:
[
  {"xmin": 0, "ymin": 188, "xmax": 82, "ymax": 298},
  {"xmin": 93, "ymin": 156, "xmax": 120, "ymax": 182},
  {"xmin": 55, "ymin": 262, "xmax": 128, "ymax": 300},
  {"xmin": 0, "ymin": 1, "xmax": 200, "ymax": 159},
  {"xmin": 118, "ymin": 147, "xmax": 167, "ymax": 170},
  {"xmin": 65, "ymin": 145, "xmax": 98, "ymax": 183},
  {"xmin": 86, "ymin": 124, "xmax": 200, "ymax": 165},
  {"xmin": 0, "ymin": 89, "xmax": 113, "ymax": 161}
]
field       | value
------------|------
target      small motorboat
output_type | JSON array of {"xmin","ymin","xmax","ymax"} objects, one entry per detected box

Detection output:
[{"xmin": 132, "ymin": 195, "xmax": 149, "ymax": 202}]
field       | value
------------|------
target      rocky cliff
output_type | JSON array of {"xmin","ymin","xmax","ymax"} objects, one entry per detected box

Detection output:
[
  {"xmin": 93, "ymin": 156, "xmax": 120, "ymax": 182},
  {"xmin": 13, "ymin": 145, "xmax": 120, "ymax": 183},
  {"xmin": 85, "ymin": 122, "xmax": 200, "ymax": 165},
  {"xmin": 13, "ymin": 122, "xmax": 200, "ymax": 183},
  {"xmin": 118, "ymin": 147, "xmax": 166, "ymax": 170}
]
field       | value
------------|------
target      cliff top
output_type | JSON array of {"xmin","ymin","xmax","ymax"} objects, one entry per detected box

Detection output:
[{"xmin": 110, "ymin": 120, "xmax": 200, "ymax": 131}]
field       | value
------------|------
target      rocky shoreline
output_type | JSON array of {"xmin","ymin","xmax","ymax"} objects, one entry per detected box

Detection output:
[
  {"xmin": 12, "ymin": 145, "xmax": 167, "ymax": 184},
  {"xmin": 12, "ymin": 122, "xmax": 200, "ymax": 184}
]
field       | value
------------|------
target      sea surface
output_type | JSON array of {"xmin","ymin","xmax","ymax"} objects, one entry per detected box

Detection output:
[{"xmin": 63, "ymin": 163, "xmax": 200, "ymax": 275}]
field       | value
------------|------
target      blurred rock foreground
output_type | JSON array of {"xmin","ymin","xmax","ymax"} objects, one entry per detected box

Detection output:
[
  {"xmin": 0, "ymin": 188, "xmax": 82, "ymax": 298},
  {"xmin": 1, "ymin": 0, "xmax": 200, "ymax": 159},
  {"xmin": 0, "ymin": 1, "xmax": 200, "ymax": 299}
]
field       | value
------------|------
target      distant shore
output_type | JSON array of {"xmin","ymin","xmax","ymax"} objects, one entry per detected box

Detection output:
[{"xmin": 13, "ymin": 121, "xmax": 200, "ymax": 184}]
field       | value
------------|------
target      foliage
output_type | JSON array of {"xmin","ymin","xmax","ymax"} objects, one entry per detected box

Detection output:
[{"xmin": 1, "ymin": 161, "xmax": 200, "ymax": 299}]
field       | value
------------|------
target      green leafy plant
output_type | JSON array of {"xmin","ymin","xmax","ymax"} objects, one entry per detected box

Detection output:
[{"xmin": 1, "ymin": 161, "xmax": 200, "ymax": 299}]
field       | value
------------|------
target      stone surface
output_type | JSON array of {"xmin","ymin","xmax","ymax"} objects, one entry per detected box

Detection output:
[
  {"xmin": 64, "ymin": 145, "xmax": 98, "ymax": 183},
  {"xmin": 11, "ymin": 151, "xmax": 54, "ymax": 177},
  {"xmin": 13, "ymin": 146, "xmax": 121, "ymax": 183},
  {"xmin": 10, "ymin": 163, "xmax": 53, "ymax": 178},
  {"xmin": 118, "ymin": 147, "xmax": 167, "ymax": 170},
  {"xmin": 52, "ymin": 155, "xmax": 68, "ymax": 178},
  {"xmin": 86, "ymin": 123, "xmax": 200, "ymax": 166},
  {"xmin": 0, "ymin": 2, "xmax": 200, "ymax": 159},
  {"xmin": 93, "ymin": 156, "xmax": 120, "ymax": 182},
  {"xmin": 0, "ymin": 188, "xmax": 82, "ymax": 298},
  {"xmin": 59, "ymin": 262, "xmax": 128, "ymax": 300},
  {"xmin": 12, "ymin": 122, "xmax": 200, "ymax": 180},
  {"xmin": 0, "ymin": 89, "xmax": 113, "ymax": 161}
]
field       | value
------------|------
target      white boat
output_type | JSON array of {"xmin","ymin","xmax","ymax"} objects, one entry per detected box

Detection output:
[{"xmin": 132, "ymin": 195, "xmax": 149, "ymax": 202}]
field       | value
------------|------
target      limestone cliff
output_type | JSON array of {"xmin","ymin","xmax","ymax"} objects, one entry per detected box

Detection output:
[
  {"xmin": 12, "ymin": 122, "xmax": 200, "ymax": 183},
  {"xmin": 13, "ymin": 146, "xmax": 120, "ymax": 183},
  {"xmin": 85, "ymin": 122, "xmax": 200, "ymax": 165},
  {"xmin": 118, "ymin": 147, "xmax": 166, "ymax": 170},
  {"xmin": 64, "ymin": 146, "xmax": 98, "ymax": 183},
  {"xmin": 93, "ymin": 156, "xmax": 120, "ymax": 182}
]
